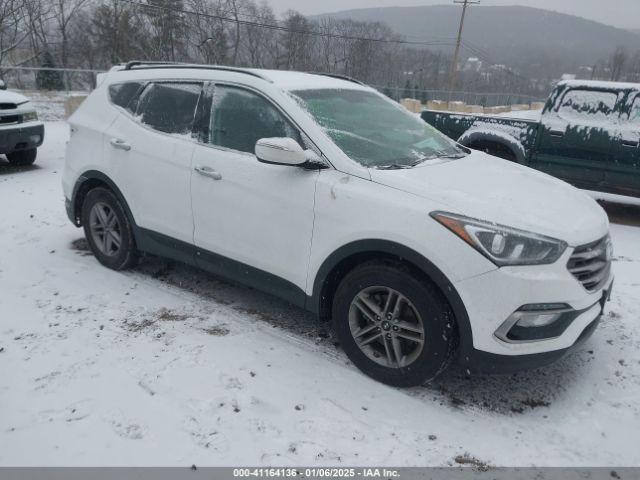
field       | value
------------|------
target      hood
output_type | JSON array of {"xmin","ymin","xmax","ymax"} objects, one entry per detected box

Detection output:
[
  {"xmin": 369, "ymin": 151, "xmax": 608, "ymax": 247},
  {"xmin": 0, "ymin": 90, "xmax": 29, "ymax": 105}
]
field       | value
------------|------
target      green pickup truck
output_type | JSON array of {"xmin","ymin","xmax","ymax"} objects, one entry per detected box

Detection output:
[{"xmin": 422, "ymin": 80, "xmax": 640, "ymax": 198}]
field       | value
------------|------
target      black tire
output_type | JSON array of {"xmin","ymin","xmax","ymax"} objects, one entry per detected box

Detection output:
[
  {"xmin": 6, "ymin": 148, "xmax": 37, "ymax": 166},
  {"xmin": 470, "ymin": 141, "xmax": 517, "ymax": 162},
  {"xmin": 81, "ymin": 187, "xmax": 139, "ymax": 270},
  {"xmin": 332, "ymin": 261, "xmax": 457, "ymax": 387}
]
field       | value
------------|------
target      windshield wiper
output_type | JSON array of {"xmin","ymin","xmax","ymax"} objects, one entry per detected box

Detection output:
[
  {"xmin": 374, "ymin": 163, "xmax": 415, "ymax": 170},
  {"xmin": 408, "ymin": 151, "xmax": 467, "ymax": 167}
]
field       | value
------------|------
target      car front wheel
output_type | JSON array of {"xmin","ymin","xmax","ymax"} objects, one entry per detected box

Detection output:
[
  {"xmin": 81, "ymin": 187, "xmax": 139, "ymax": 270},
  {"xmin": 333, "ymin": 261, "xmax": 457, "ymax": 387}
]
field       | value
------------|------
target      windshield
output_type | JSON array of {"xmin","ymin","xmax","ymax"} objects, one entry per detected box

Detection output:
[{"xmin": 292, "ymin": 88, "xmax": 466, "ymax": 168}]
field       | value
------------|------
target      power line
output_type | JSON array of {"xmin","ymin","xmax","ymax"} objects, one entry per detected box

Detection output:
[{"xmin": 116, "ymin": 0, "xmax": 530, "ymax": 88}]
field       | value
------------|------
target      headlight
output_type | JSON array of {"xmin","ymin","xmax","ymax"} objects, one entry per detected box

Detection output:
[
  {"xmin": 431, "ymin": 211, "xmax": 567, "ymax": 266},
  {"xmin": 22, "ymin": 111, "xmax": 38, "ymax": 122}
]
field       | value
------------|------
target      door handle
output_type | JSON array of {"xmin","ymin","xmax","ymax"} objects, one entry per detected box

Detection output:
[
  {"xmin": 621, "ymin": 139, "xmax": 639, "ymax": 148},
  {"xmin": 195, "ymin": 166, "xmax": 222, "ymax": 180},
  {"xmin": 110, "ymin": 138, "xmax": 131, "ymax": 151},
  {"xmin": 549, "ymin": 130, "xmax": 565, "ymax": 138}
]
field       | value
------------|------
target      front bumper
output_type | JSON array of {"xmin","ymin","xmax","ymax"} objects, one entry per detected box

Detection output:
[
  {"xmin": 0, "ymin": 122, "xmax": 44, "ymax": 154},
  {"xmin": 461, "ymin": 314, "xmax": 603, "ymax": 374},
  {"xmin": 453, "ymin": 242, "xmax": 613, "ymax": 370}
]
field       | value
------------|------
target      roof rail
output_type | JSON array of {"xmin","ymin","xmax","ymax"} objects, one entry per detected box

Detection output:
[
  {"xmin": 122, "ymin": 61, "xmax": 272, "ymax": 82},
  {"xmin": 313, "ymin": 72, "xmax": 366, "ymax": 86}
]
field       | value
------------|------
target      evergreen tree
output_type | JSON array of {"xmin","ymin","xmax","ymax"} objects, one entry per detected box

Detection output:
[
  {"xmin": 36, "ymin": 52, "xmax": 65, "ymax": 90},
  {"xmin": 402, "ymin": 79, "xmax": 413, "ymax": 99}
]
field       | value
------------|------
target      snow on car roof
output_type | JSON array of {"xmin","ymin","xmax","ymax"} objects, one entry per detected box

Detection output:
[
  {"xmin": 245, "ymin": 69, "xmax": 372, "ymax": 92},
  {"xmin": 107, "ymin": 64, "xmax": 373, "ymax": 92},
  {"xmin": 559, "ymin": 79, "xmax": 640, "ymax": 91}
]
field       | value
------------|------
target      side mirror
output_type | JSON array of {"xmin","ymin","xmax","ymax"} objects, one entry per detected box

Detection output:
[
  {"xmin": 0, "ymin": 80, "xmax": 6, "ymax": 90},
  {"xmin": 255, "ymin": 137, "xmax": 307, "ymax": 166}
]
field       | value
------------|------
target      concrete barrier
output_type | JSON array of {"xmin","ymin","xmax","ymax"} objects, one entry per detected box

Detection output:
[
  {"xmin": 64, "ymin": 95, "xmax": 87, "ymax": 118},
  {"xmin": 426, "ymin": 100, "xmax": 448, "ymax": 111},
  {"xmin": 465, "ymin": 105, "xmax": 485, "ymax": 114},
  {"xmin": 447, "ymin": 101, "xmax": 467, "ymax": 113},
  {"xmin": 400, "ymin": 98, "xmax": 423, "ymax": 113}
]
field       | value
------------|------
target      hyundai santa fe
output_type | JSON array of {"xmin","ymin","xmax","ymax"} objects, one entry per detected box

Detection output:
[{"xmin": 63, "ymin": 62, "xmax": 614, "ymax": 387}]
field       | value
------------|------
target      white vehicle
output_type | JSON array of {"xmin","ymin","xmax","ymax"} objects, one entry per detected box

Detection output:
[
  {"xmin": 63, "ymin": 62, "xmax": 614, "ymax": 386},
  {"xmin": 0, "ymin": 82, "xmax": 43, "ymax": 165}
]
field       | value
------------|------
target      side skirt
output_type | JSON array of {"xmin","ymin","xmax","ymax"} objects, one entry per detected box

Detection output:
[{"xmin": 134, "ymin": 227, "xmax": 308, "ymax": 310}]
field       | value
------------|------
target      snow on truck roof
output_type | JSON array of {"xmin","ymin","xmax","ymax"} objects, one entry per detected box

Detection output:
[
  {"xmin": 107, "ymin": 63, "xmax": 370, "ymax": 92},
  {"xmin": 559, "ymin": 79, "xmax": 640, "ymax": 91}
]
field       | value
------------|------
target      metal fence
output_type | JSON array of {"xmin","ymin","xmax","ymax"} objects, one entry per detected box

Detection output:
[
  {"xmin": 372, "ymin": 84, "xmax": 545, "ymax": 107},
  {"xmin": 0, "ymin": 66, "xmax": 544, "ymax": 108},
  {"xmin": 0, "ymin": 66, "xmax": 101, "ymax": 93}
]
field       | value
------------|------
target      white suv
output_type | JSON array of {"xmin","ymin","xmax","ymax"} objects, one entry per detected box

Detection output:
[{"xmin": 63, "ymin": 62, "xmax": 614, "ymax": 386}]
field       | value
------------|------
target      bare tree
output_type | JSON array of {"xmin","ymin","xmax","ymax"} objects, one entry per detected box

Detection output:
[
  {"xmin": 609, "ymin": 46, "xmax": 628, "ymax": 81},
  {"xmin": 52, "ymin": 0, "xmax": 90, "ymax": 68},
  {"xmin": 0, "ymin": 0, "xmax": 32, "ymax": 67}
]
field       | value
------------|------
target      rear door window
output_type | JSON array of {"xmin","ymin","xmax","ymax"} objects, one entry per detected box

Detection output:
[
  {"xmin": 136, "ymin": 82, "xmax": 203, "ymax": 135},
  {"xmin": 558, "ymin": 89, "xmax": 618, "ymax": 123}
]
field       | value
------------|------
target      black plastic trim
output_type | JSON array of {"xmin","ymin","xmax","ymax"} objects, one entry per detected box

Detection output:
[
  {"xmin": 137, "ymin": 228, "xmax": 308, "ymax": 308},
  {"xmin": 505, "ymin": 309, "xmax": 583, "ymax": 342},
  {"xmin": 70, "ymin": 171, "xmax": 137, "ymax": 228},
  {"xmin": 123, "ymin": 61, "xmax": 272, "ymax": 82}
]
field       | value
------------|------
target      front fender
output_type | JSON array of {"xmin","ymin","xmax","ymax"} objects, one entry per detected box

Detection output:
[{"xmin": 458, "ymin": 129, "xmax": 527, "ymax": 164}]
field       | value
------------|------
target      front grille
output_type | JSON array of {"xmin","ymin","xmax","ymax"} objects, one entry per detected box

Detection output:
[
  {"xmin": 0, "ymin": 103, "xmax": 17, "ymax": 110},
  {"xmin": 0, "ymin": 114, "xmax": 19, "ymax": 125},
  {"xmin": 567, "ymin": 235, "xmax": 612, "ymax": 292}
]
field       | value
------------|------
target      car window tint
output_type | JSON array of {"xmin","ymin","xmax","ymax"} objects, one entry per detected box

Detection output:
[
  {"xmin": 630, "ymin": 96, "xmax": 640, "ymax": 125},
  {"xmin": 109, "ymin": 82, "xmax": 143, "ymax": 113},
  {"xmin": 209, "ymin": 85, "xmax": 300, "ymax": 153},
  {"xmin": 136, "ymin": 82, "xmax": 202, "ymax": 135},
  {"xmin": 558, "ymin": 89, "xmax": 617, "ymax": 123}
]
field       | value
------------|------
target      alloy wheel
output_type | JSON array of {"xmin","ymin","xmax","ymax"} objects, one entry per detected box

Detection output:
[
  {"xmin": 348, "ymin": 286, "xmax": 426, "ymax": 368},
  {"xmin": 89, "ymin": 202, "xmax": 122, "ymax": 257}
]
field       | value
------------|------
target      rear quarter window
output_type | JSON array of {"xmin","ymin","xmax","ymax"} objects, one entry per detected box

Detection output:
[{"xmin": 108, "ymin": 82, "xmax": 144, "ymax": 114}]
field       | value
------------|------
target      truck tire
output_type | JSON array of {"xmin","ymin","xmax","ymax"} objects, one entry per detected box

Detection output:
[
  {"xmin": 469, "ymin": 140, "xmax": 517, "ymax": 162},
  {"xmin": 332, "ymin": 261, "xmax": 457, "ymax": 387},
  {"xmin": 6, "ymin": 148, "xmax": 37, "ymax": 166}
]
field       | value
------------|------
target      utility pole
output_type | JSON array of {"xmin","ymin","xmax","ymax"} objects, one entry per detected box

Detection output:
[{"xmin": 448, "ymin": 0, "xmax": 480, "ymax": 98}]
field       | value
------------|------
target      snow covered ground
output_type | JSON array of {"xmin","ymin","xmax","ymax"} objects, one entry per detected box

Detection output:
[{"xmin": 1, "ymin": 122, "xmax": 640, "ymax": 467}]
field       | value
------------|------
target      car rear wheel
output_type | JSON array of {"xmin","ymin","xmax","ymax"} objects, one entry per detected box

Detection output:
[
  {"xmin": 6, "ymin": 148, "xmax": 37, "ymax": 166},
  {"xmin": 332, "ymin": 261, "xmax": 457, "ymax": 387},
  {"xmin": 81, "ymin": 187, "xmax": 139, "ymax": 270}
]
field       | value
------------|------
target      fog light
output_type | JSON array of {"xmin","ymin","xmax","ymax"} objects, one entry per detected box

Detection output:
[
  {"xmin": 495, "ymin": 303, "xmax": 576, "ymax": 342},
  {"xmin": 29, "ymin": 134, "xmax": 41, "ymax": 143},
  {"xmin": 514, "ymin": 311, "xmax": 562, "ymax": 328}
]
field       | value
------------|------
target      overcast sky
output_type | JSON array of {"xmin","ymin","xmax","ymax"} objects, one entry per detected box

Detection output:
[{"xmin": 267, "ymin": 0, "xmax": 640, "ymax": 30}]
